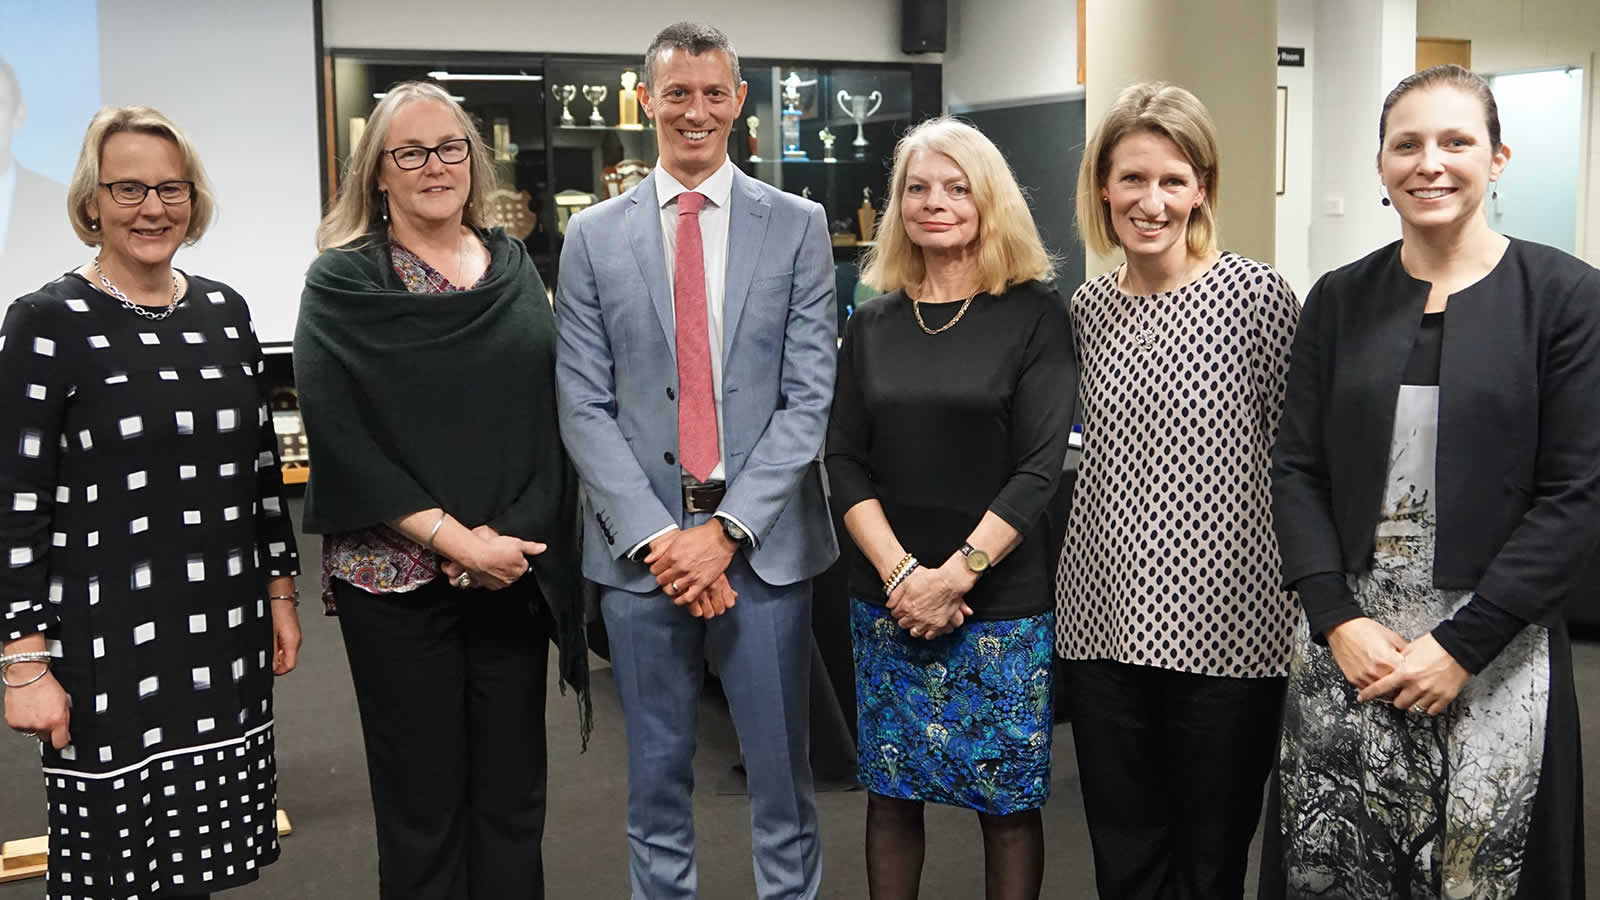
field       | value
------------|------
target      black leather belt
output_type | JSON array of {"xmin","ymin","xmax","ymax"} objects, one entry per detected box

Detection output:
[{"xmin": 682, "ymin": 479, "xmax": 726, "ymax": 515}]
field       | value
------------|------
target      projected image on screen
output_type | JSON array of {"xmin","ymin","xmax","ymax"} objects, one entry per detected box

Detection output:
[{"xmin": 0, "ymin": 0, "xmax": 101, "ymax": 302}]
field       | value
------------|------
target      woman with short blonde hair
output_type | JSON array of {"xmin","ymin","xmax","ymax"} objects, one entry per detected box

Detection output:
[
  {"xmin": 1056, "ymin": 82, "xmax": 1299, "ymax": 899},
  {"xmin": 828, "ymin": 116, "xmax": 1074, "ymax": 898},
  {"xmin": 2, "ymin": 105, "xmax": 302, "ymax": 898}
]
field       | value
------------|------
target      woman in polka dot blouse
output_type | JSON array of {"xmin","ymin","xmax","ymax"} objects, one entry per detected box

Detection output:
[
  {"xmin": 1056, "ymin": 82, "xmax": 1301, "ymax": 899},
  {"xmin": 0, "ymin": 107, "xmax": 302, "ymax": 899}
]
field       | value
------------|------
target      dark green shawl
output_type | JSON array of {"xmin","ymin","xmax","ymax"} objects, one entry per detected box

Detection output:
[{"xmin": 296, "ymin": 228, "xmax": 589, "ymax": 744}]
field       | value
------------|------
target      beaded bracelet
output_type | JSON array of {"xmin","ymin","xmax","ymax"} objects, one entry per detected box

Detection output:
[
  {"xmin": 883, "ymin": 554, "xmax": 920, "ymax": 597},
  {"xmin": 881, "ymin": 553, "xmax": 915, "ymax": 594}
]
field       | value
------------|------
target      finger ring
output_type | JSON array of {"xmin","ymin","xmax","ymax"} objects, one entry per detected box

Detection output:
[
  {"xmin": 455, "ymin": 572, "xmax": 472, "ymax": 588},
  {"xmin": 670, "ymin": 581, "xmax": 680, "ymax": 595},
  {"xmin": 1412, "ymin": 704, "xmax": 1428, "ymax": 715}
]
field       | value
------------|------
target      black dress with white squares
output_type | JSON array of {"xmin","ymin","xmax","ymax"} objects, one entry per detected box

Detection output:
[
  {"xmin": 1056, "ymin": 253, "xmax": 1300, "ymax": 678},
  {"xmin": 0, "ymin": 272, "xmax": 300, "ymax": 899}
]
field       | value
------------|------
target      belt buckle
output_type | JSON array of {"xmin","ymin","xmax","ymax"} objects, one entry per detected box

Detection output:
[{"xmin": 682, "ymin": 480, "xmax": 724, "ymax": 515}]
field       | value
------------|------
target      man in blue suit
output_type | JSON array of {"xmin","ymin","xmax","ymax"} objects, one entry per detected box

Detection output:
[{"xmin": 554, "ymin": 21, "xmax": 839, "ymax": 900}]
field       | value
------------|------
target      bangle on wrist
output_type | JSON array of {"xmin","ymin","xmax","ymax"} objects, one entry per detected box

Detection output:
[
  {"xmin": 268, "ymin": 592, "xmax": 299, "ymax": 607},
  {"xmin": 1, "ymin": 651, "xmax": 53, "ymax": 688},
  {"xmin": 425, "ymin": 510, "xmax": 448, "ymax": 549}
]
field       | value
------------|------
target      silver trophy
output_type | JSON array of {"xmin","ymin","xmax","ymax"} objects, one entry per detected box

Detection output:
[
  {"xmin": 582, "ymin": 84, "xmax": 609, "ymax": 126},
  {"xmin": 552, "ymin": 84, "xmax": 578, "ymax": 127},
  {"xmin": 836, "ymin": 89, "xmax": 884, "ymax": 157}
]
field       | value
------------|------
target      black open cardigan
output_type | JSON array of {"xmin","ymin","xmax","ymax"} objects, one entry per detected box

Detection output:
[
  {"xmin": 1271, "ymin": 238, "xmax": 1600, "ymax": 647},
  {"xmin": 295, "ymin": 228, "xmax": 590, "ymax": 743}
]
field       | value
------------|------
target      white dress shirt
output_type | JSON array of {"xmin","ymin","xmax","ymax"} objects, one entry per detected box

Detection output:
[{"xmin": 629, "ymin": 157, "xmax": 756, "ymax": 554}]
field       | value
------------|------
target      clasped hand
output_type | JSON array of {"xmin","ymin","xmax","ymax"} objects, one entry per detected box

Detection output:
[
  {"xmin": 887, "ymin": 560, "xmax": 974, "ymax": 640},
  {"xmin": 441, "ymin": 525, "xmax": 547, "ymax": 590},
  {"xmin": 1327, "ymin": 617, "xmax": 1471, "ymax": 716},
  {"xmin": 647, "ymin": 523, "xmax": 738, "ymax": 619}
]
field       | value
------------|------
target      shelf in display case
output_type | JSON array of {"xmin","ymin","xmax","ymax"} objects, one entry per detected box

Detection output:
[
  {"xmin": 750, "ymin": 157, "xmax": 875, "ymax": 166},
  {"xmin": 556, "ymin": 124, "xmax": 654, "ymax": 132}
]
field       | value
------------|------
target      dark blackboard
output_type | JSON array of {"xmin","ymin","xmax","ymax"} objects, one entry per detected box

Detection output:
[{"xmin": 960, "ymin": 97, "xmax": 1087, "ymax": 296}]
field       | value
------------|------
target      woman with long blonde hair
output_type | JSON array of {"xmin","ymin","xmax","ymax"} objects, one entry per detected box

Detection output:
[
  {"xmin": 295, "ymin": 81, "xmax": 589, "ymax": 899},
  {"xmin": 826, "ymin": 115, "xmax": 1073, "ymax": 899}
]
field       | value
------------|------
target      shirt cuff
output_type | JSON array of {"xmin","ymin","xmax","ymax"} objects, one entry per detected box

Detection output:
[
  {"xmin": 713, "ymin": 511, "xmax": 759, "ymax": 549},
  {"xmin": 627, "ymin": 524, "xmax": 678, "ymax": 562},
  {"xmin": 1293, "ymin": 571, "xmax": 1364, "ymax": 645}
]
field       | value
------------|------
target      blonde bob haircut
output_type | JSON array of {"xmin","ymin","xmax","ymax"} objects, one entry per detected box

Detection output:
[
  {"xmin": 316, "ymin": 81, "xmax": 498, "ymax": 252},
  {"xmin": 1076, "ymin": 82, "xmax": 1220, "ymax": 258},
  {"xmin": 67, "ymin": 106, "xmax": 216, "ymax": 247},
  {"xmin": 859, "ymin": 116, "xmax": 1055, "ymax": 296}
]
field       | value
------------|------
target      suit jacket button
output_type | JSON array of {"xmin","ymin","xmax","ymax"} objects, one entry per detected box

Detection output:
[
  {"xmin": 666, "ymin": 387, "xmax": 675, "ymax": 400},
  {"xmin": 664, "ymin": 451, "xmax": 676, "ymax": 465}
]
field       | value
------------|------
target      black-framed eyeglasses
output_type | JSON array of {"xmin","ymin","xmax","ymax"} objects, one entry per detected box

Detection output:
[
  {"xmin": 99, "ymin": 181, "xmax": 195, "ymax": 206},
  {"xmin": 384, "ymin": 138, "xmax": 472, "ymax": 170}
]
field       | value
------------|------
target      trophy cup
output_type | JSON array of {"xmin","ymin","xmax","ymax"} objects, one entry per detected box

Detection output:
[
  {"xmin": 746, "ymin": 115, "xmax": 762, "ymax": 162},
  {"xmin": 780, "ymin": 71, "xmax": 817, "ymax": 160},
  {"xmin": 552, "ymin": 84, "xmax": 578, "ymax": 127},
  {"xmin": 818, "ymin": 128, "xmax": 837, "ymax": 163},
  {"xmin": 582, "ymin": 84, "xmax": 608, "ymax": 126},
  {"xmin": 836, "ymin": 89, "xmax": 884, "ymax": 158},
  {"xmin": 619, "ymin": 71, "xmax": 641, "ymax": 128}
]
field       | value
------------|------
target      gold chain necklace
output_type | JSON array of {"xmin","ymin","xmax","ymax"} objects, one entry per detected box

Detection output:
[{"xmin": 912, "ymin": 290, "xmax": 978, "ymax": 335}]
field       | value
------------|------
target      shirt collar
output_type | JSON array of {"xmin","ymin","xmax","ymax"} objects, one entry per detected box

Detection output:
[{"xmin": 654, "ymin": 157, "xmax": 734, "ymax": 210}]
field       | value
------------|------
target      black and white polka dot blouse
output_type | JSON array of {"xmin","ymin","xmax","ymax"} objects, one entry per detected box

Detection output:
[{"xmin": 1055, "ymin": 252, "xmax": 1301, "ymax": 678}]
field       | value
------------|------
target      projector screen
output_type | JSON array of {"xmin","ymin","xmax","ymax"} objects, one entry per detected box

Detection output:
[{"xmin": 0, "ymin": 0, "xmax": 322, "ymax": 345}]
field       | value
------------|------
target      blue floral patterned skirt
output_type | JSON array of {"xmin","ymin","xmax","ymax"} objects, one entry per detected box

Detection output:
[{"xmin": 850, "ymin": 599, "xmax": 1055, "ymax": 814}]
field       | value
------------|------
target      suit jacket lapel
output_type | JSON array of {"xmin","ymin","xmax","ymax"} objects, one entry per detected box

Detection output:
[
  {"xmin": 722, "ymin": 169, "xmax": 773, "ymax": 365},
  {"xmin": 624, "ymin": 171, "xmax": 675, "ymax": 352}
]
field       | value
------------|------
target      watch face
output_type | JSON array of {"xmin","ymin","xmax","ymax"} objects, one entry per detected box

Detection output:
[
  {"xmin": 965, "ymin": 549, "xmax": 990, "ymax": 572},
  {"xmin": 721, "ymin": 518, "xmax": 748, "ymax": 543}
]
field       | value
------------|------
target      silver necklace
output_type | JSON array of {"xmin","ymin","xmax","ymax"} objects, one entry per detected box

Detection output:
[{"xmin": 94, "ymin": 257, "xmax": 181, "ymax": 320}]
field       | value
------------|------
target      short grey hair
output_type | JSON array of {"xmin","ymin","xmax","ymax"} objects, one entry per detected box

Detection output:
[{"xmin": 643, "ymin": 22, "xmax": 740, "ymax": 90}]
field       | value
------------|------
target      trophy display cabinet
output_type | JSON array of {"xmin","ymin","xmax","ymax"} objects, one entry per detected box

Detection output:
[{"xmin": 320, "ymin": 49, "xmax": 942, "ymax": 329}]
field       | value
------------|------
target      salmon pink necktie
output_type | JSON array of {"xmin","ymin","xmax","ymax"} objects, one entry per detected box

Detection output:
[{"xmin": 672, "ymin": 191, "xmax": 719, "ymax": 482}]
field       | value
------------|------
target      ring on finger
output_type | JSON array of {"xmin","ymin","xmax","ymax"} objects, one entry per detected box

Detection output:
[{"xmin": 1412, "ymin": 703, "xmax": 1428, "ymax": 715}]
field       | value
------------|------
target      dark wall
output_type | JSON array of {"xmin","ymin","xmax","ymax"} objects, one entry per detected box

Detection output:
[{"xmin": 961, "ymin": 97, "xmax": 1087, "ymax": 295}]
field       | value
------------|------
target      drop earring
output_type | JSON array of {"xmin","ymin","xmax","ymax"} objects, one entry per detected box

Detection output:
[
  {"xmin": 1491, "ymin": 181, "xmax": 1498, "ymax": 201},
  {"xmin": 1380, "ymin": 187, "xmax": 1391, "ymax": 207},
  {"xmin": 380, "ymin": 192, "xmax": 390, "ymax": 223}
]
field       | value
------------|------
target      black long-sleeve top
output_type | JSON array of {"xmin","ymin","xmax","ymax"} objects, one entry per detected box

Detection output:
[
  {"xmin": 1272, "ymin": 238, "xmax": 1600, "ymax": 669},
  {"xmin": 825, "ymin": 280, "xmax": 1076, "ymax": 619}
]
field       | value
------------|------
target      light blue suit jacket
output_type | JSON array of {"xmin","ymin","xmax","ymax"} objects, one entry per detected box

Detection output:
[{"xmin": 554, "ymin": 167, "xmax": 840, "ymax": 593}]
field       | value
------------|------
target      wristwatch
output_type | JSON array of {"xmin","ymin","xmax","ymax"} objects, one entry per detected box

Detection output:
[
  {"xmin": 719, "ymin": 516, "xmax": 752, "ymax": 547},
  {"xmin": 960, "ymin": 542, "xmax": 991, "ymax": 575}
]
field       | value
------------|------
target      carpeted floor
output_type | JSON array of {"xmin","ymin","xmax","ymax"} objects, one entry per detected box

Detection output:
[{"xmin": 3, "ymin": 509, "xmax": 1597, "ymax": 898}]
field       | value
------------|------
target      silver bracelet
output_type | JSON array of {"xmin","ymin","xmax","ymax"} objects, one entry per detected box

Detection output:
[
  {"xmin": 1, "ymin": 651, "xmax": 52, "ymax": 688},
  {"xmin": 884, "ymin": 558, "xmax": 920, "ymax": 597},
  {"xmin": 425, "ymin": 510, "xmax": 448, "ymax": 549}
]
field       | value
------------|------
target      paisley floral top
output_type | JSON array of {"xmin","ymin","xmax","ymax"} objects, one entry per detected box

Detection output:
[{"xmin": 319, "ymin": 239, "xmax": 483, "ymax": 612}]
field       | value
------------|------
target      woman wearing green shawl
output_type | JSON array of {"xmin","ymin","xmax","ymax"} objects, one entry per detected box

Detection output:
[{"xmin": 295, "ymin": 81, "xmax": 588, "ymax": 900}]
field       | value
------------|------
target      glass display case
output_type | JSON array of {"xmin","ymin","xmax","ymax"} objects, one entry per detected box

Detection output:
[{"xmin": 323, "ymin": 49, "xmax": 941, "ymax": 325}]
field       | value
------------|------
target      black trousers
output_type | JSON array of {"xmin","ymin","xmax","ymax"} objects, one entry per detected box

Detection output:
[
  {"xmin": 336, "ymin": 576, "xmax": 552, "ymax": 900},
  {"xmin": 1064, "ymin": 659, "xmax": 1286, "ymax": 900}
]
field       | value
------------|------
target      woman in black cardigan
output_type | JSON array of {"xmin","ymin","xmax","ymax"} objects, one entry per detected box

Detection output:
[{"xmin": 1263, "ymin": 65, "xmax": 1598, "ymax": 899}]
